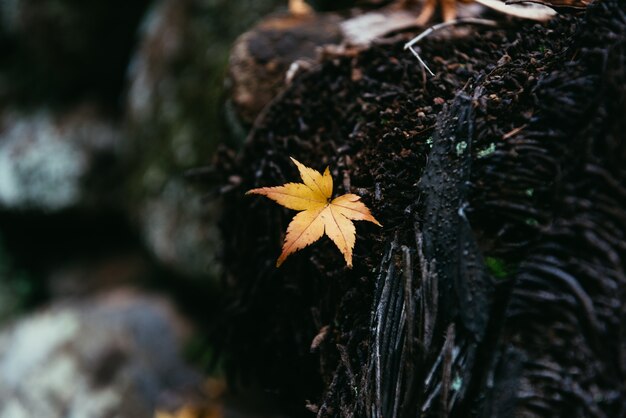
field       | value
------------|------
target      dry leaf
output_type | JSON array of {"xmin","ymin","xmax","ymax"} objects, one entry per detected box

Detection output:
[
  {"xmin": 247, "ymin": 157, "xmax": 381, "ymax": 267},
  {"xmin": 476, "ymin": 0, "xmax": 557, "ymax": 21},
  {"xmin": 154, "ymin": 405, "xmax": 222, "ymax": 418},
  {"xmin": 310, "ymin": 325, "xmax": 330, "ymax": 351}
]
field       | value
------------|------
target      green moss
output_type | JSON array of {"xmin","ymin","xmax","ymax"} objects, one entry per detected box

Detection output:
[
  {"xmin": 455, "ymin": 141, "xmax": 468, "ymax": 156},
  {"xmin": 477, "ymin": 143, "xmax": 496, "ymax": 158},
  {"xmin": 451, "ymin": 375, "xmax": 463, "ymax": 392},
  {"xmin": 525, "ymin": 218, "xmax": 540, "ymax": 227},
  {"xmin": 484, "ymin": 256, "xmax": 514, "ymax": 280}
]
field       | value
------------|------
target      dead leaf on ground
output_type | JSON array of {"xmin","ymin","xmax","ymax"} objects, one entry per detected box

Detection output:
[{"xmin": 247, "ymin": 158, "xmax": 381, "ymax": 267}]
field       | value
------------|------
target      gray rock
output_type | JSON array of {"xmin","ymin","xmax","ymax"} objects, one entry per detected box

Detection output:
[
  {"xmin": 127, "ymin": 0, "xmax": 284, "ymax": 163},
  {"xmin": 0, "ymin": 289, "xmax": 201, "ymax": 418},
  {"xmin": 136, "ymin": 178, "xmax": 222, "ymax": 279},
  {"xmin": 0, "ymin": 105, "xmax": 123, "ymax": 211},
  {"xmin": 126, "ymin": 0, "xmax": 282, "ymax": 280}
]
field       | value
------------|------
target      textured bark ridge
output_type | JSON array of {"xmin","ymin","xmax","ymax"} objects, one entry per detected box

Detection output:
[
  {"xmin": 361, "ymin": 92, "xmax": 496, "ymax": 418},
  {"xmin": 216, "ymin": 1, "xmax": 626, "ymax": 416}
]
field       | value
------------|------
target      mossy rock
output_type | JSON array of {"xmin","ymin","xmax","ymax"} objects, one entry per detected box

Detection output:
[{"xmin": 126, "ymin": 0, "xmax": 283, "ymax": 280}]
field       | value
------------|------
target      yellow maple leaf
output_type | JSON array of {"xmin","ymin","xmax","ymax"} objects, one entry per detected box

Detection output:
[{"xmin": 247, "ymin": 157, "xmax": 381, "ymax": 267}]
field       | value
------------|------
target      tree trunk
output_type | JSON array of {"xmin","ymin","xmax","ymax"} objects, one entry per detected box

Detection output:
[{"xmin": 215, "ymin": 1, "xmax": 626, "ymax": 416}]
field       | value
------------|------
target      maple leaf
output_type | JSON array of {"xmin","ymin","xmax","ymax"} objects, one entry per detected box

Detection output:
[{"xmin": 247, "ymin": 157, "xmax": 381, "ymax": 267}]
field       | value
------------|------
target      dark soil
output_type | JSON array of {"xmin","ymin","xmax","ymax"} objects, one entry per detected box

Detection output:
[{"xmin": 215, "ymin": 1, "xmax": 626, "ymax": 416}]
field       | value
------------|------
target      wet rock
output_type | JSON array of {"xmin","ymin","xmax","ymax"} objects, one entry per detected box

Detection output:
[
  {"xmin": 126, "ymin": 0, "xmax": 282, "ymax": 279},
  {"xmin": 0, "ymin": 289, "xmax": 201, "ymax": 418},
  {"xmin": 0, "ymin": 104, "xmax": 124, "ymax": 211}
]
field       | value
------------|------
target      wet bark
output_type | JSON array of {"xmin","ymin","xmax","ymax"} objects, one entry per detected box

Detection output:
[{"xmin": 215, "ymin": 1, "xmax": 626, "ymax": 416}]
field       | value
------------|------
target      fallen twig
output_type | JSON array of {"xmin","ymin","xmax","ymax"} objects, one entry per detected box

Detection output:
[{"xmin": 404, "ymin": 18, "xmax": 499, "ymax": 76}]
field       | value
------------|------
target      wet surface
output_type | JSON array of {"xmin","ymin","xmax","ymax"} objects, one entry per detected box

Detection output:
[{"xmin": 216, "ymin": 2, "xmax": 626, "ymax": 416}]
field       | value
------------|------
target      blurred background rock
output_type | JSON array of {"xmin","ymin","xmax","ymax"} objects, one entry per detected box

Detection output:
[
  {"xmin": 0, "ymin": 0, "xmax": 299, "ymax": 416},
  {"xmin": 0, "ymin": 0, "xmax": 285, "ymax": 276}
]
